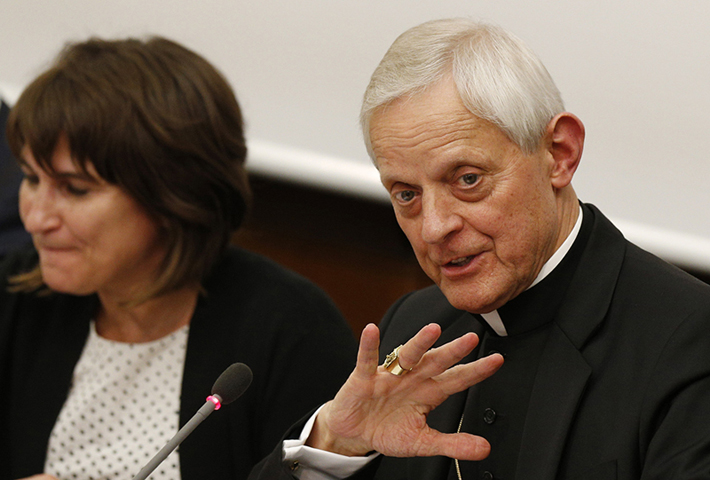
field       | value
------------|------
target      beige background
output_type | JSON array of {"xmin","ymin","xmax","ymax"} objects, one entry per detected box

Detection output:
[{"xmin": 1, "ymin": 0, "xmax": 709, "ymax": 268}]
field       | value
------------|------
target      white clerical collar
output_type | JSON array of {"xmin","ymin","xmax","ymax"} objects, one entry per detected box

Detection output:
[{"xmin": 480, "ymin": 205, "xmax": 584, "ymax": 337}]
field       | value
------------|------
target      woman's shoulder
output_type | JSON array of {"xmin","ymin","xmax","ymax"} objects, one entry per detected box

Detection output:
[
  {"xmin": 208, "ymin": 246, "xmax": 327, "ymax": 293},
  {"xmin": 203, "ymin": 246, "xmax": 341, "ymax": 315},
  {"xmin": 194, "ymin": 246, "xmax": 354, "ymax": 347}
]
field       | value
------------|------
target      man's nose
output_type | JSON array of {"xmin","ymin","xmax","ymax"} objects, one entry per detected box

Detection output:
[{"xmin": 420, "ymin": 192, "xmax": 463, "ymax": 244}]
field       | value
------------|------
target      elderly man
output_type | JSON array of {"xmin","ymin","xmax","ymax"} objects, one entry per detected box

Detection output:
[{"xmin": 250, "ymin": 18, "xmax": 710, "ymax": 480}]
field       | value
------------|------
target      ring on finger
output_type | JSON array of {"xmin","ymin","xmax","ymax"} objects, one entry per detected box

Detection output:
[{"xmin": 383, "ymin": 345, "xmax": 412, "ymax": 376}]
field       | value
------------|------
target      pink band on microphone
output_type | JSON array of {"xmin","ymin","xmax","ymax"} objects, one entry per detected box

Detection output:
[{"xmin": 206, "ymin": 395, "xmax": 222, "ymax": 410}]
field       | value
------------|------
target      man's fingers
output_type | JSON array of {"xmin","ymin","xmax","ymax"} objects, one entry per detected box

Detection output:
[
  {"xmin": 394, "ymin": 323, "xmax": 442, "ymax": 371},
  {"xmin": 355, "ymin": 323, "xmax": 381, "ymax": 376},
  {"xmin": 436, "ymin": 353, "xmax": 505, "ymax": 396},
  {"xmin": 413, "ymin": 331, "xmax": 481, "ymax": 378},
  {"xmin": 418, "ymin": 430, "xmax": 492, "ymax": 461}
]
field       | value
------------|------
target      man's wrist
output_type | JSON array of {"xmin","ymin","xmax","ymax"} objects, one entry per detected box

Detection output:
[
  {"xmin": 305, "ymin": 402, "xmax": 372, "ymax": 457},
  {"xmin": 283, "ymin": 405, "xmax": 379, "ymax": 480}
]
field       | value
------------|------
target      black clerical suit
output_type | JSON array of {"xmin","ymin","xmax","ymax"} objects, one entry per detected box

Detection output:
[{"xmin": 250, "ymin": 203, "xmax": 710, "ymax": 480}]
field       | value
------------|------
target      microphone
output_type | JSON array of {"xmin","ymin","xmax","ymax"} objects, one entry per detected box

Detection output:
[{"xmin": 131, "ymin": 362, "xmax": 253, "ymax": 480}]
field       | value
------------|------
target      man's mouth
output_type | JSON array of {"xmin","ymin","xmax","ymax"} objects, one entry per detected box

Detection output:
[{"xmin": 446, "ymin": 256, "xmax": 474, "ymax": 267}]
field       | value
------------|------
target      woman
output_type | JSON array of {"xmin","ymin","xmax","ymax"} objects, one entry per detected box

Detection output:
[{"xmin": 0, "ymin": 36, "xmax": 356, "ymax": 480}]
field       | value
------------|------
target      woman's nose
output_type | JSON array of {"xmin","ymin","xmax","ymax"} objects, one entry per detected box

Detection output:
[{"xmin": 20, "ymin": 182, "xmax": 61, "ymax": 234}]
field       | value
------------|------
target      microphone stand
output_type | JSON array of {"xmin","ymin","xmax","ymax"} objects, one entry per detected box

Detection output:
[{"xmin": 131, "ymin": 395, "xmax": 222, "ymax": 480}]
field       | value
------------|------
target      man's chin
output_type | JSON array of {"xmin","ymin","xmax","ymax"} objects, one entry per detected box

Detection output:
[{"xmin": 440, "ymin": 286, "xmax": 501, "ymax": 314}]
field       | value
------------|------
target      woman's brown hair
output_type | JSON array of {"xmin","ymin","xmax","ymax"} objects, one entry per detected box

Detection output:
[{"xmin": 6, "ymin": 36, "xmax": 251, "ymax": 301}]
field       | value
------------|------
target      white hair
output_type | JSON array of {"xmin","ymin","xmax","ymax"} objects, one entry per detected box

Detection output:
[{"xmin": 361, "ymin": 18, "xmax": 565, "ymax": 158}]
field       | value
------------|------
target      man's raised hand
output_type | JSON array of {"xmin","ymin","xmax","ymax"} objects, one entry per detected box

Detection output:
[{"xmin": 306, "ymin": 323, "xmax": 504, "ymax": 460}]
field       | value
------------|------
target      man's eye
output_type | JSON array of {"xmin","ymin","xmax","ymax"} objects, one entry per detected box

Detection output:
[
  {"xmin": 394, "ymin": 190, "xmax": 416, "ymax": 203},
  {"xmin": 460, "ymin": 173, "xmax": 479, "ymax": 186}
]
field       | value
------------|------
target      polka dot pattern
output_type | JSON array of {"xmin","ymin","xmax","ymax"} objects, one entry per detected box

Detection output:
[{"xmin": 44, "ymin": 321, "xmax": 189, "ymax": 480}]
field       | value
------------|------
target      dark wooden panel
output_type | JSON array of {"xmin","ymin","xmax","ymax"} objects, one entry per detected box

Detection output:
[{"xmin": 233, "ymin": 175, "xmax": 432, "ymax": 336}]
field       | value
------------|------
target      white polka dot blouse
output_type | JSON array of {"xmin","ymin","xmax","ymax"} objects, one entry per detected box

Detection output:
[{"xmin": 44, "ymin": 321, "xmax": 189, "ymax": 480}]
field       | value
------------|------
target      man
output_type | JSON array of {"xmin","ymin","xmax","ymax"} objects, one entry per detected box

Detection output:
[{"xmin": 250, "ymin": 18, "xmax": 710, "ymax": 480}]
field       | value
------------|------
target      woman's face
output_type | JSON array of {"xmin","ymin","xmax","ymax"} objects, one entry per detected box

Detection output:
[{"xmin": 18, "ymin": 137, "xmax": 167, "ymax": 300}]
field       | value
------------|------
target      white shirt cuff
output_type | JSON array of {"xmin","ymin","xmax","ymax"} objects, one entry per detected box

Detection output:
[{"xmin": 282, "ymin": 405, "xmax": 379, "ymax": 480}]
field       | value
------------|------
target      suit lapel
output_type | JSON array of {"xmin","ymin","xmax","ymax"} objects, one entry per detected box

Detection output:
[
  {"xmin": 516, "ymin": 204, "xmax": 627, "ymax": 479},
  {"xmin": 516, "ymin": 325, "xmax": 591, "ymax": 480},
  {"xmin": 10, "ymin": 294, "xmax": 95, "ymax": 476},
  {"xmin": 178, "ymin": 293, "xmax": 237, "ymax": 479}
]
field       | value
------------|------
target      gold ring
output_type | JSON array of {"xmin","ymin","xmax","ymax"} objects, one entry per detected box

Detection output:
[{"xmin": 383, "ymin": 345, "xmax": 412, "ymax": 376}]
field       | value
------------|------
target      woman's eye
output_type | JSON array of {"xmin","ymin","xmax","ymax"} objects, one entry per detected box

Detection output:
[
  {"xmin": 22, "ymin": 174, "xmax": 39, "ymax": 186},
  {"xmin": 64, "ymin": 183, "xmax": 90, "ymax": 196}
]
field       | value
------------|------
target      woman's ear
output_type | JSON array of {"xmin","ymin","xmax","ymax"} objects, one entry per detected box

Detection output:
[{"xmin": 545, "ymin": 112, "xmax": 585, "ymax": 189}]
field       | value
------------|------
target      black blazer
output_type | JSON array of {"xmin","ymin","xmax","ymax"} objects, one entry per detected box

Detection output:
[
  {"xmin": 250, "ymin": 204, "xmax": 710, "ymax": 480},
  {"xmin": 0, "ymin": 246, "xmax": 357, "ymax": 480}
]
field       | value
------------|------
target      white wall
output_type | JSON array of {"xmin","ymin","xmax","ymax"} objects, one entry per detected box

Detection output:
[{"xmin": 2, "ymin": 0, "xmax": 709, "ymax": 269}]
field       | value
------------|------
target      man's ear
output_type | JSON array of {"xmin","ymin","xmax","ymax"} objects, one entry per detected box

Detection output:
[{"xmin": 545, "ymin": 112, "xmax": 585, "ymax": 189}]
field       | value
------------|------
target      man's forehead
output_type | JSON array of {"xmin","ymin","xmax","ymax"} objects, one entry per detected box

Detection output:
[
  {"xmin": 370, "ymin": 109, "xmax": 503, "ymax": 167},
  {"xmin": 372, "ymin": 109, "xmax": 476, "ymax": 144},
  {"xmin": 369, "ymin": 79, "xmax": 497, "ymax": 145}
]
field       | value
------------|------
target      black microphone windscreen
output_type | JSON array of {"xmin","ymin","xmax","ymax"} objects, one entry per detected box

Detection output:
[{"xmin": 211, "ymin": 362, "xmax": 253, "ymax": 405}]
